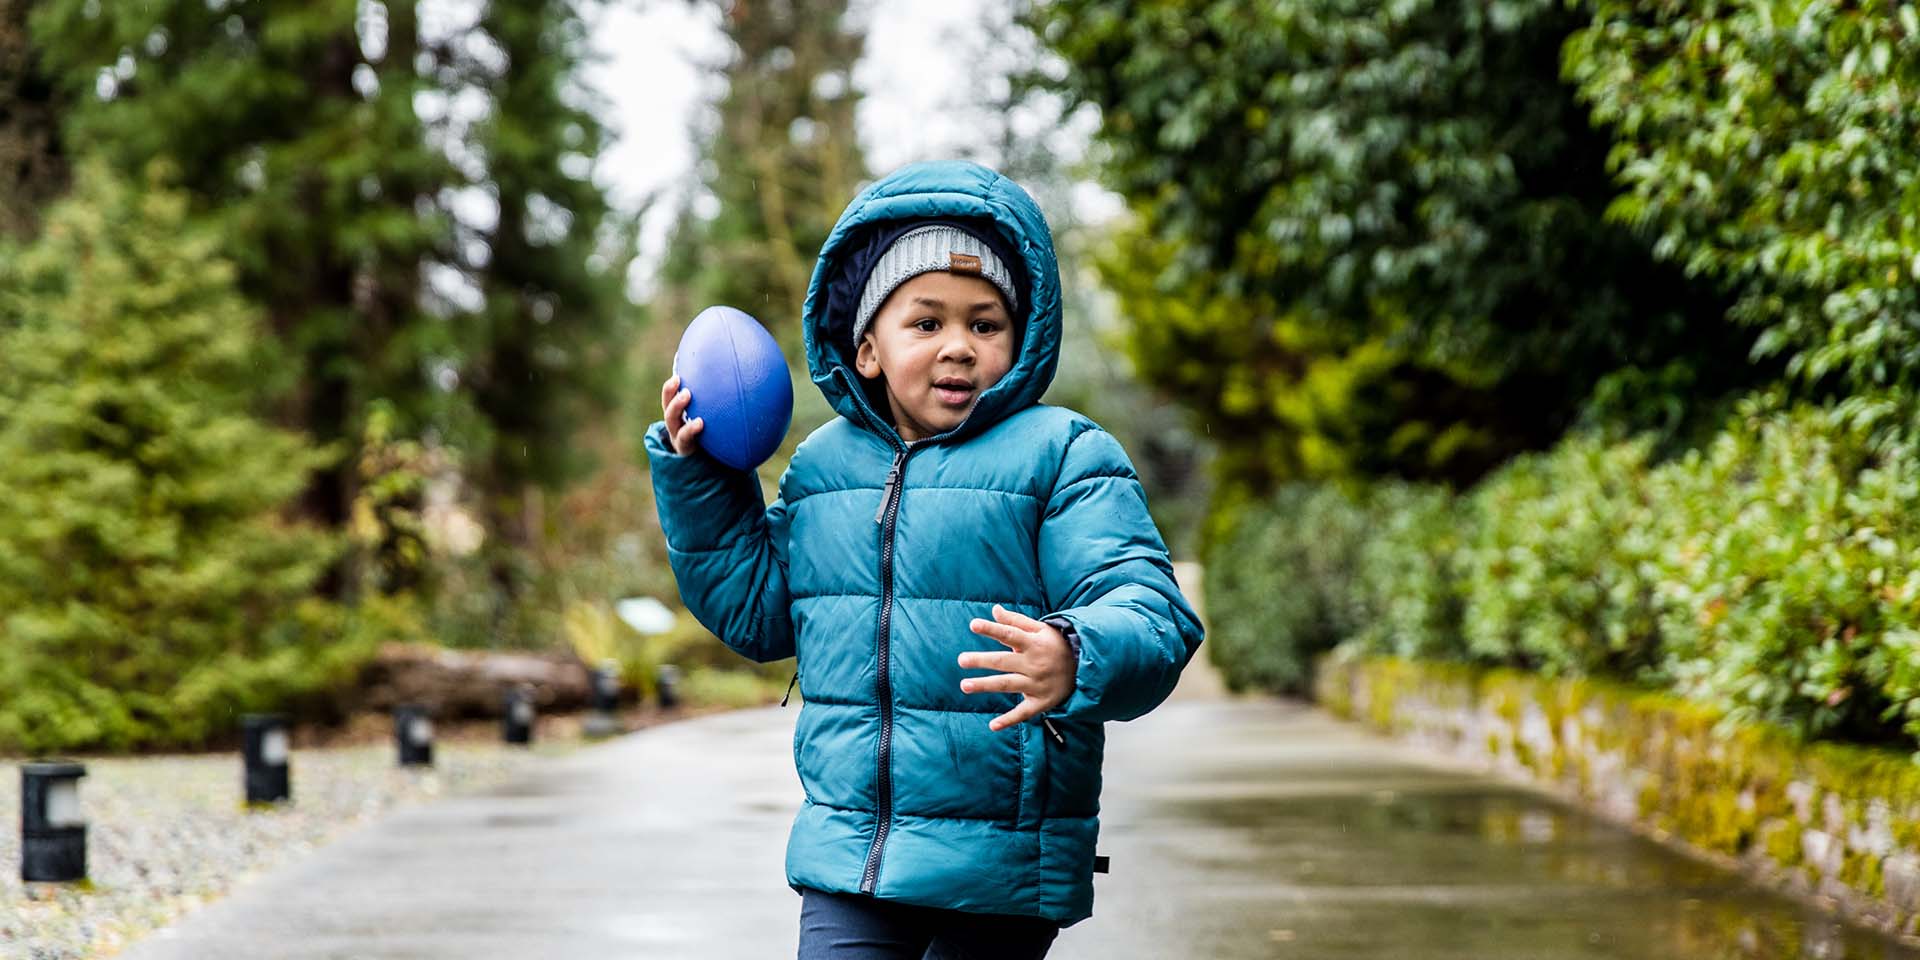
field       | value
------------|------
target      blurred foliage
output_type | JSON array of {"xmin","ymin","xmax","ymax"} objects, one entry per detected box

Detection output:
[
  {"xmin": 563, "ymin": 603, "xmax": 788, "ymax": 705},
  {"xmin": 457, "ymin": 0, "xmax": 643, "ymax": 629},
  {"xmin": 654, "ymin": 0, "xmax": 869, "ymax": 356},
  {"xmin": 0, "ymin": 161, "xmax": 361, "ymax": 753},
  {"xmin": 1210, "ymin": 402, "xmax": 1920, "ymax": 750},
  {"xmin": 30, "ymin": 0, "xmax": 466, "ymax": 542},
  {"xmin": 1204, "ymin": 483, "xmax": 1367, "ymax": 695},
  {"xmin": 1349, "ymin": 482, "xmax": 1462, "ymax": 663},
  {"xmin": 645, "ymin": 0, "xmax": 868, "ymax": 544},
  {"xmin": 1028, "ymin": 0, "xmax": 1756, "ymax": 521},
  {"xmin": 1565, "ymin": 0, "xmax": 1920, "ymax": 414},
  {"xmin": 28, "ymin": 0, "xmax": 639, "ymax": 618}
]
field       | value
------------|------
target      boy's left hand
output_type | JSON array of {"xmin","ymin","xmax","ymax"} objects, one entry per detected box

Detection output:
[{"xmin": 959, "ymin": 604, "xmax": 1077, "ymax": 732}]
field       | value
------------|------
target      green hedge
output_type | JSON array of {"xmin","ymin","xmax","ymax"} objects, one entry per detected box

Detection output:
[
  {"xmin": 1206, "ymin": 484, "xmax": 1369, "ymax": 695},
  {"xmin": 1205, "ymin": 402, "xmax": 1920, "ymax": 750}
]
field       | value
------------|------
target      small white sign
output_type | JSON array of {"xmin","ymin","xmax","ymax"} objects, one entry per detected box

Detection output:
[
  {"xmin": 410, "ymin": 718, "xmax": 434, "ymax": 746},
  {"xmin": 615, "ymin": 596, "xmax": 676, "ymax": 635},
  {"xmin": 511, "ymin": 701, "xmax": 533, "ymax": 725},
  {"xmin": 45, "ymin": 780, "xmax": 83, "ymax": 828},
  {"xmin": 262, "ymin": 728, "xmax": 290, "ymax": 765}
]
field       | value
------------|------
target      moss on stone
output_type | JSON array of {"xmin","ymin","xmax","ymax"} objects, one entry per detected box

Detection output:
[{"xmin": 1762, "ymin": 819, "xmax": 1805, "ymax": 867}]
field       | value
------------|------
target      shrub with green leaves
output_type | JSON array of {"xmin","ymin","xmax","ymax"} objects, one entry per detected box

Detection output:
[
  {"xmin": 1646, "ymin": 404, "xmax": 1920, "ymax": 745},
  {"xmin": 1203, "ymin": 484, "xmax": 1370, "ymax": 694},
  {"xmin": 1458, "ymin": 435, "xmax": 1663, "ymax": 679},
  {"xmin": 1565, "ymin": 1, "xmax": 1920, "ymax": 400},
  {"xmin": 0, "ymin": 161, "xmax": 352, "ymax": 753},
  {"xmin": 1350, "ymin": 483, "xmax": 1467, "ymax": 663}
]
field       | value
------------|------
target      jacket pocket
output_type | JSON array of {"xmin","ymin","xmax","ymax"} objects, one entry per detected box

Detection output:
[{"xmin": 1015, "ymin": 720, "xmax": 1049, "ymax": 829}]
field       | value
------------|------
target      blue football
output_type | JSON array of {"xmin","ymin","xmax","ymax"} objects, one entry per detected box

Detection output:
[{"xmin": 674, "ymin": 305, "xmax": 794, "ymax": 471}]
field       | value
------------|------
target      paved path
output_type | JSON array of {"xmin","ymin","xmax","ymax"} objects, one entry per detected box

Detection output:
[{"xmin": 124, "ymin": 644, "xmax": 1920, "ymax": 958}]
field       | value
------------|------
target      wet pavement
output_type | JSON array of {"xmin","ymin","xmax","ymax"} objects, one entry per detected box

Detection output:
[
  {"xmin": 118, "ymin": 664, "xmax": 1920, "ymax": 959},
  {"xmin": 1059, "ymin": 697, "xmax": 1920, "ymax": 960}
]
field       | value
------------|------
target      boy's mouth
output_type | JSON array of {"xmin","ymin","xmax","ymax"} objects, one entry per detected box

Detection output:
[{"xmin": 933, "ymin": 378, "xmax": 975, "ymax": 407}]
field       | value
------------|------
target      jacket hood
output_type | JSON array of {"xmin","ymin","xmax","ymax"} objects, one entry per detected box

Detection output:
[{"xmin": 802, "ymin": 160, "xmax": 1062, "ymax": 446}]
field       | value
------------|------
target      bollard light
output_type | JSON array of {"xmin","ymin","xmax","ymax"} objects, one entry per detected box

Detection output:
[
  {"xmin": 21, "ymin": 761, "xmax": 87, "ymax": 883},
  {"xmin": 592, "ymin": 659, "xmax": 621, "ymax": 713},
  {"xmin": 584, "ymin": 659, "xmax": 623, "ymax": 739},
  {"xmin": 503, "ymin": 684, "xmax": 535, "ymax": 746},
  {"xmin": 242, "ymin": 713, "xmax": 292, "ymax": 806},
  {"xmin": 394, "ymin": 703, "xmax": 434, "ymax": 766},
  {"xmin": 655, "ymin": 663, "xmax": 682, "ymax": 710}
]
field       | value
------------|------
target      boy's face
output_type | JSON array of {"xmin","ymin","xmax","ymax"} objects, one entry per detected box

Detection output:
[{"xmin": 855, "ymin": 270, "xmax": 1016, "ymax": 442}]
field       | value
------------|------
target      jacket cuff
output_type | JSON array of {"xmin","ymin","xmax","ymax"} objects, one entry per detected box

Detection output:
[
  {"xmin": 1042, "ymin": 616, "xmax": 1081, "ymax": 658},
  {"xmin": 644, "ymin": 419, "xmax": 759, "ymax": 553}
]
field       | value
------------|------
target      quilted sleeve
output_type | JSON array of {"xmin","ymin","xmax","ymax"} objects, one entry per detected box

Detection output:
[
  {"xmin": 1038, "ymin": 425, "xmax": 1204, "ymax": 723},
  {"xmin": 643, "ymin": 420, "xmax": 794, "ymax": 663}
]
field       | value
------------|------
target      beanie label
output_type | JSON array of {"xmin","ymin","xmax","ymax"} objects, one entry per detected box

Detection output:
[{"xmin": 949, "ymin": 253, "xmax": 982, "ymax": 275}]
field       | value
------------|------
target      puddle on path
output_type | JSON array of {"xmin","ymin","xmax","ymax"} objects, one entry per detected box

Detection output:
[{"xmin": 1120, "ymin": 764, "xmax": 1920, "ymax": 959}]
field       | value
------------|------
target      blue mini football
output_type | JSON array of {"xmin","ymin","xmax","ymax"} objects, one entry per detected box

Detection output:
[{"xmin": 674, "ymin": 305, "xmax": 794, "ymax": 471}]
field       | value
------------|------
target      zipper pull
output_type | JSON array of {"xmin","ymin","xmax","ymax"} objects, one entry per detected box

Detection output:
[
  {"xmin": 781, "ymin": 672, "xmax": 798, "ymax": 707},
  {"xmin": 873, "ymin": 455, "xmax": 904, "ymax": 524},
  {"xmin": 1042, "ymin": 717, "xmax": 1065, "ymax": 745}
]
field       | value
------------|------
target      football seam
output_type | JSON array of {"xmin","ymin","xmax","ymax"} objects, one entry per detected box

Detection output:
[{"xmin": 724, "ymin": 315, "xmax": 751, "ymax": 461}]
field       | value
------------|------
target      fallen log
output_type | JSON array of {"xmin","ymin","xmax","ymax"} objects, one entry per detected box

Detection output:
[{"xmin": 349, "ymin": 642, "xmax": 614, "ymax": 719}]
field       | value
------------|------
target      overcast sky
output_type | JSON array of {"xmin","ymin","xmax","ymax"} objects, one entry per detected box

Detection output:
[{"xmin": 580, "ymin": 0, "xmax": 1116, "ymax": 300}]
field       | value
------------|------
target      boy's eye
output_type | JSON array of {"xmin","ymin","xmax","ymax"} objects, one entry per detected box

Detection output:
[
  {"xmin": 915, "ymin": 319, "xmax": 938, "ymax": 332},
  {"xmin": 972, "ymin": 320, "xmax": 1000, "ymax": 335}
]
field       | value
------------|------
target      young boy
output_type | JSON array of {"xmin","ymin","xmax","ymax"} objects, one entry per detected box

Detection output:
[{"xmin": 645, "ymin": 159, "xmax": 1204, "ymax": 958}]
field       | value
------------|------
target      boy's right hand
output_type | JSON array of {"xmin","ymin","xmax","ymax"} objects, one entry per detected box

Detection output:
[{"xmin": 661, "ymin": 374, "xmax": 705, "ymax": 456}]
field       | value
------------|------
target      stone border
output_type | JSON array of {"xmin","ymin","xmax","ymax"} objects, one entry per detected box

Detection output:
[{"xmin": 1314, "ymin": 652, "xmax": 1920, "ymax": 945}]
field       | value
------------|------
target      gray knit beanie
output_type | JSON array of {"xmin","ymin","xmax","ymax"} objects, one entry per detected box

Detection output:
[{"xmin": 852, "ymin": 224, "xmax": 1019, "ymax": 350}]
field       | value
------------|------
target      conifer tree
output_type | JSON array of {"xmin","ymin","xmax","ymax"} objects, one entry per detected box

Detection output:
[
  {"xmin": 656, "ymin": 0, "xmax": 869, "ymax": 353},
  {"xmin": 31, "ymin": 1, "xmax": 638, "ymax": 627},
  {"xmin": 457, "ymin": 0, "xmax": 638, "ymax": 638},
  {"xmin": 0, "ymin": 160, "xmax": 338, "ymax": 751},
  {"xmin": 28, "ymin": 0, "xmax": 462, "ymax": 590}
]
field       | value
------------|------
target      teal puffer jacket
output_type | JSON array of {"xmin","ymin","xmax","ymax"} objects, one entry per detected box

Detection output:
[{"xmin": 644, "ymin": 160, "xmax": 1203, "ymax": 925}]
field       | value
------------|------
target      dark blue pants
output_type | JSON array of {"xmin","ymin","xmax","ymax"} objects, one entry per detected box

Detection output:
[{"xmin": 796, "ymin": 887, "xmax": 1061, "ymax": 960}]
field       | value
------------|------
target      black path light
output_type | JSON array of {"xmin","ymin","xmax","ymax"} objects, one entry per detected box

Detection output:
[
  {"xmin": 394, "ymin": 703, "xmax": 434, "ymax": 767},
  {"xmin": 242, "ymin": 713, "xmax": 292, "ymax": 806},
  {"xmin": 584, "ymin": 658, "xmax": 623, "ymax": 739},
  {"xmin": 503, "ymin": 683, "xmax": 535, "ymax": 746},
  {"xmin": 655, "ymin": 663, "xmax": 682, "ymax": 710},
  {"xmin": 21, "ymin": 761, "xmax": 87, "ymax": 883}
]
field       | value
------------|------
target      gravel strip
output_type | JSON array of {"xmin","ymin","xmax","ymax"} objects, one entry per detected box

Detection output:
[{"xmin": 0, "ymin": 711, "xmax": 681, "ymax": 960}]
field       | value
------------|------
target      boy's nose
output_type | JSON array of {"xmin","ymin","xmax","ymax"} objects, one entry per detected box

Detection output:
[{"xmin": 936, "ymin": 334, "xmax": 975, "ymax": 363}]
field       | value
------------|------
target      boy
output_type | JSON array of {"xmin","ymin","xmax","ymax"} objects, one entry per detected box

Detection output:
[{"xmin": 645, "ymin": 159, "xmax": 1204, "ymax": 958}]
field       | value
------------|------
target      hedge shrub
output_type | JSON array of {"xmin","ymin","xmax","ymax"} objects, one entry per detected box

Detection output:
[{"xmin": 1208, "ymin": 405, "xmax": 1920, "ymax": 750}]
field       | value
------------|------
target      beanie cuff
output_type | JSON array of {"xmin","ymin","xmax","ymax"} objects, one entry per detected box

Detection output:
[{"xmin": 852, "ymin": 224, "xmax": 1019, "ymax": 350}]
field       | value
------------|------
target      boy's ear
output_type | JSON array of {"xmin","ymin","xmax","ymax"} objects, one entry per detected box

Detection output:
[{"xmin": 854, "ymin": 333, "xmax": 880, "ymax": 380}]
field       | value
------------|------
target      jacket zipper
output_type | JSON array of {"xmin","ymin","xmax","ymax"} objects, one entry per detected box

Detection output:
[{"xmin": 860, "ymin": 444, "xmax": 912, "ymax": 894}]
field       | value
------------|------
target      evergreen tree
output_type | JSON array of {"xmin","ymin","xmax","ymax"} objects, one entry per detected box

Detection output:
[
  {"xmin": 655, "ymin": 0, "xmax": 869, "ymax": 354},
  {"xmin": 457, "ymin": 0, "xmax": 639, "ymax": 642},
  {"xmin": 29, "ymin": 0, "xmax": 462, "ymax": 592},
  {"xmin": 31, "ymin": 2, "xmax": 640, "ymax": 631},
  {"xmin": 0, "ymin": 160, "xmax": 339, "ymax": 751}
]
